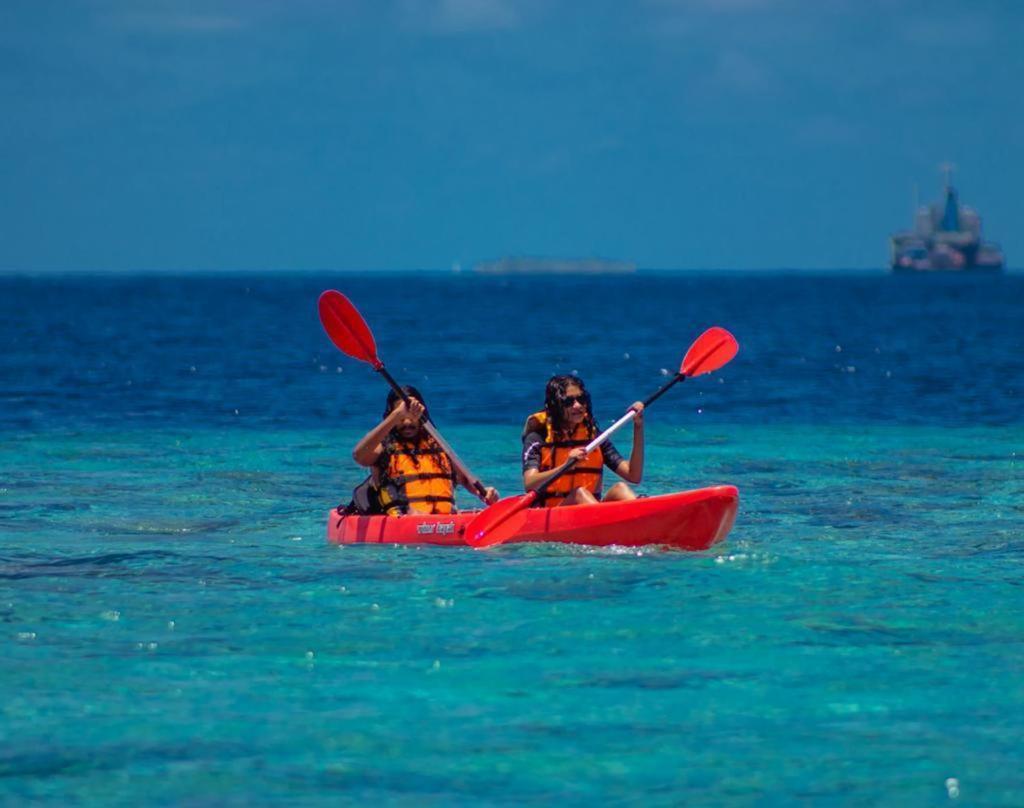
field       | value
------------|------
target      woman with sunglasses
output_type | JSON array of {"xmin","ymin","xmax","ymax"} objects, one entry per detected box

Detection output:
[{"xmin": 521, "ymin": 374, "xmax": 644, "ymax": 507}]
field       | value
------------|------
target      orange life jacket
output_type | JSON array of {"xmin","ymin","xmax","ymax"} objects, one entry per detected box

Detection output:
[
  {"xmin": 377, "ymin": 435, "xmax": 456, "ymax": 516},
  {"xmin": 525, "ymin": 410, "xmax": 603, "ymax": 507}
]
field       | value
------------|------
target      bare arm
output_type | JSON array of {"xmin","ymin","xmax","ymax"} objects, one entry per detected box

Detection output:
[
  {"xmin": 351, "ymin": 399, "xmax": 423, "ymax": 466},
  {"xmin": 613, "ymin": 402, "xmax": 645, "ymax": 483},
  {"xmin": 523, "ymin": 447, "xmax": 588, "ymax": 492}
]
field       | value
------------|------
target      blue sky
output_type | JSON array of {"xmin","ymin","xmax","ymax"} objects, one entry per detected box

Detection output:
[{"xmin": 1, "ymin": 0, "xmax": 1021, "ymax": 271}]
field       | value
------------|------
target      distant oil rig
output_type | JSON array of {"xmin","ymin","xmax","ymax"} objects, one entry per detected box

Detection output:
[{"xmin": 890, "ymin": 164, "xmax": 1004, "ymax": 272}]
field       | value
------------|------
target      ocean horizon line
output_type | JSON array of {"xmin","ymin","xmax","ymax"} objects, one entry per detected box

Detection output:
[{"xmin": 5, "ymin": 265, "xmax": 1018, "ymax": 278}]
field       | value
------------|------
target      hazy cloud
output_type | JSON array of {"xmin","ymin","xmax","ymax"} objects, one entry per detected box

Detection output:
[
  {"xmin": 106, "ymin": 10, "xmax": 247, "ymax": 34},
  {"xmin": 645, "ymin": 0, "xmax": 791, "ymax": 13},
  {"xmin": 703, "ymin": 49, "xmax": 778, "ymax": 96},
  {"xmin": 795, "ymin": 115, "xmax": 864, "ymax": 147},
  {"xmin": 688, "ymin": 0, "xmax": 780, "ymax": 11},
  {"xmin": 398, "ymin": 0, "xmax": 523, "ymax": 34},
  {"xmin": 899, "ymin": 12, "xmax": 995, "ymax": 48}
]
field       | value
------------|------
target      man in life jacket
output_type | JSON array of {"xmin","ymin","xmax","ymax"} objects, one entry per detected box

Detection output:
[
  {"xmin": 352, "ymin": 386, "xmax": 498, "ymax": 516},
  {"xmin": 521, "ymin": 374, "xmax": 644, "ymax": 507}
]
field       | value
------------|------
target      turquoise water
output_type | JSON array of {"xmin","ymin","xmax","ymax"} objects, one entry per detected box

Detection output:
[
  {"xmin": 2, "ymin": 273, "xmax": 1023, "ymax": 803},
  {"xmin": 3, "ymin": 422, "xmax": 1021, "ymax": 804}
]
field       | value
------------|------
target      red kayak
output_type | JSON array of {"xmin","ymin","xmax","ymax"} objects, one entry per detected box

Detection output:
[{"xmin": 327, "ymin": 486, "xmax": 738, "ymax": 550}]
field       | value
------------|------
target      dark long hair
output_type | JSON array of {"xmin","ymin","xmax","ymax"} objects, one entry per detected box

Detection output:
[{"xmin": 544, "ymin": 374, "xmax": 596, "ymax": 437}]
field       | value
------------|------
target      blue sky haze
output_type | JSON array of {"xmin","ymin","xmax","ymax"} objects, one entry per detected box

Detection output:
[{"xmin": 1, "ymin": 0, "xmax": 1021, "ymax": 271}]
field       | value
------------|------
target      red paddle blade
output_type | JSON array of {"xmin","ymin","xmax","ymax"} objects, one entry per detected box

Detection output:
[
  {"xmin": 680, "ymin": 327, "xmax": 738, "ymax": 378},
  {"xmin": 318, "ymin": 290, "xmax": 382, "ymax": 369},
  {"xmin": 465, "ymin": 491, "xmax": 538, "ymax": 549}
]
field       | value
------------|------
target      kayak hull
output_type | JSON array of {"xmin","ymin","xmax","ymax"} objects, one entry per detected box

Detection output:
[{"xmin": 327, "ymin": 486, "xmax": 738, "ymax": 550}]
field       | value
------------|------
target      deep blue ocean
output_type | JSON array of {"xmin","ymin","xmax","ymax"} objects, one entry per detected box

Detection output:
[{"xmin": 1, "ymin": 271, "xmax": 1022, "ymax": 805}]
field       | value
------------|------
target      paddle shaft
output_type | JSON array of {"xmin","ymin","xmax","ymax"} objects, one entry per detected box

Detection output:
[
  {"xmin": 375, "ymin": 365, "xmax": 489, "ymax": 501},
  {"xmin": 535, "ymin": 372, "xmax": 686, "ymax": 498}
]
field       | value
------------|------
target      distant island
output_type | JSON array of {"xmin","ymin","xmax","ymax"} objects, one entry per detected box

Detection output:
[{"xmin": 472, "ymin": 256, "xmax": 637, "ymax": 275}]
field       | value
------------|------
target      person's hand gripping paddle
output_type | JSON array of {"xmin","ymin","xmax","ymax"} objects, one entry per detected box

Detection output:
[
  {"xmin": 465, "ymin": 327, "xmax": 739, "ymax": 548},
  {"xmin": 317, "ymin": 290, "xmax": 491, "ymax": 503}
]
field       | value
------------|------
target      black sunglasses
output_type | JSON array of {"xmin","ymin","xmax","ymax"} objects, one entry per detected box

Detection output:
[{"xmin": 562, "ymin": 394, "xmax": 587, "ymax": 407}]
